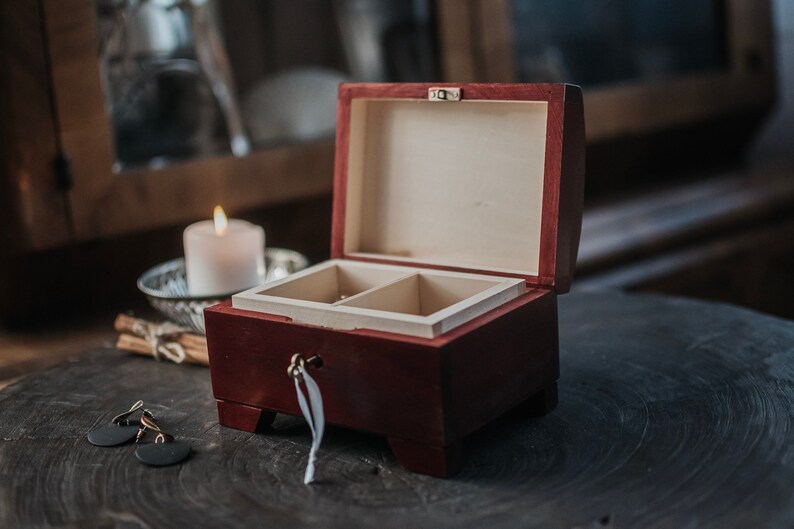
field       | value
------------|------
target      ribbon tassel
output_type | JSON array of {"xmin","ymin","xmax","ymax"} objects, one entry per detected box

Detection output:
[{"xmin": 294, "ymin": 367, "xmax": 325, "ymax": 484}]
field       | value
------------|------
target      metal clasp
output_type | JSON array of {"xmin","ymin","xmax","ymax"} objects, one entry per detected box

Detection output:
[
  {"xmin": 287, "ymin": 354, "xmax": 324, "ymax": 380},
  {"xmin": 428, "ymin": 87, "xmax": 462, "ymax": 101}
]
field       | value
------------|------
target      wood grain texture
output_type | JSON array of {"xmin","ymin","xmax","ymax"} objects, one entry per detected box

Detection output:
[
  {"xmin": 1, "ymin": 292, "xmax": 793, "ymax": 528},
  {"xmin": 11, "ymin": 0, "xmax": 335, "ymax": 250},
  {"xmin": 0, "ymin": 0, "xmax": 67, "ymax": 252},
  {"xmin": 554, "ymin": 89, "xmax": 586, "ymax": 292},
  {"xmin": 449, "ymin": 0, "xmax": 775, "ymax": 142},
  {"xmin": 578, "ymin": 218, "xmax": 794, "ymax": 320},
  {"xmin": 234, "ymin": 260, "xmax": 526, "ymax": 339},
  {"xmin": 205, "ymin": 288, "xmax": 557, "ymax": 475},
  {"xmin": 342, "ymin": 97, "xmax": 549, "ymax": 276},
  {"xmin": 577, "ymin": 164, "xmax": 794, "ymax": 274},
  {"xmin": 331, "ymin": 83, "xmax": 585, "ymax": 293}
]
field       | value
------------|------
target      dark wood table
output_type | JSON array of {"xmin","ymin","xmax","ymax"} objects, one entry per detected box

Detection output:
[{"xmin": 1, "ymin": 292, "xmax": 792, "ymax": 529}]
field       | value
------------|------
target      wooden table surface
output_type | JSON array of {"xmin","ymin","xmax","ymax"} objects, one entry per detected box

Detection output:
[{"xmin": 1, "ymin": 292, "xmax": 792, "ymax": 529}]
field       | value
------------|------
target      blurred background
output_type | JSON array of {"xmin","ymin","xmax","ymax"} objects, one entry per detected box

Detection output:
[{"xmin": 1, "ymin": 0, "xmax": 792, "ymax": 379}]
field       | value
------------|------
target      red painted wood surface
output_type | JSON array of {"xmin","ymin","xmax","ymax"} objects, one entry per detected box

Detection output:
[
  {"xmin": 445, "ymin": 289, "xmax": 558, "ymax": 440},
  {"xmin": 216, "ymin": 399, "xmax": 275, "ymax": 433},
  {"xmin": 555, "ymin": 88, "xmax": 587, "ymax": 292},
  {"xmin": 387, "ymin": 437, "xmax": 464, "ymax": 478},
  {"xmin": 204, "ymin": 289, "xmax": 558, "ymax": 477},
  {"xmin": 204, "ymin": 83, "xmax": 584, "ymax": 477},
  {"xmin": 330, "ymin": 82, "xmax": 586, "ymax": 293}
]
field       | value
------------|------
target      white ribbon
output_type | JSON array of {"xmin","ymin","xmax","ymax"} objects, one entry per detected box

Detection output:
[
  {"xmin": 130, "ymin": 320, "xmax": 191, "ymax": 364},
  {"xmin": 293, "ymin": 367, "xmax": 325, "ymax": 484}
]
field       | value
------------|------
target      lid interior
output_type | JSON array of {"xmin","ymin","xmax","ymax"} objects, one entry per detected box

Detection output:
[{"xmin": 342, "ymin": 98, "xmax": 549, "ymax": 277}]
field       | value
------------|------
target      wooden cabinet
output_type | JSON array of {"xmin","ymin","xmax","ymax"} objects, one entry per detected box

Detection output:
[
  {"xmin": 0, "ymin": 0, "xmax": 336, "ymax": 254},
  {"xmin": 0, "ymin": 0, "xmax": 775, "ymax": 255},
  {"xmin": 0, "ymin": 0, "xmax": 786, "ymax": 325}
]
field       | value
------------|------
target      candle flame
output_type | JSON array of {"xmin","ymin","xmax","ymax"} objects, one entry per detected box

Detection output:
[{"xmin": 213, "ymin": 205, "xmax": 228, "ymax": 236}]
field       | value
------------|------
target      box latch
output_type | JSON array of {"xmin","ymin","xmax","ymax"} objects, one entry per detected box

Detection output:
[{"xmin": 428, "ymin": 87, "xmax": 462, "ymax": 101}]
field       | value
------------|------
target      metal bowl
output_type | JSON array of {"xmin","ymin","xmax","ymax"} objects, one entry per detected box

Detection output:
[{"xmin": 137, "ymin": 247, "xmax": 309, "ymax": 334}]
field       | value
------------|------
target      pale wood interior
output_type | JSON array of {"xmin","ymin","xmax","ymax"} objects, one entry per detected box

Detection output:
[
  {"xmin": 338, "ymin": 273, "xmax": 505, "ymax": 316},
  {"xmin": 256, "ymin": 262, "xmax": 406, "ymax": 304},
  {"xmin": 234, "ymin": 260, "xmax": 526, "ymax": 338},
  {"xmin": 343, "ymin": 98, "xmax": 549, "ymax": 276}
]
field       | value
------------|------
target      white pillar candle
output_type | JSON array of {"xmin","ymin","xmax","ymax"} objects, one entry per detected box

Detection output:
[{"xmin": 184, "ymin": 206, "xmax": 266, "ymax": 297}]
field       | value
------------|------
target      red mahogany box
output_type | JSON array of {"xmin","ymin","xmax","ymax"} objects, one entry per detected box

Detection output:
[{"xmin": 204, "ymin": 82, "xmax": 585, "ymax": 477}]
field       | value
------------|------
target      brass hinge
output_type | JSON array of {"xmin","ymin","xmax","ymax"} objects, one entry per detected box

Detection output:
[{"xmin": 428, "ymin": 87, "xmax": 462, "ymax": 101}]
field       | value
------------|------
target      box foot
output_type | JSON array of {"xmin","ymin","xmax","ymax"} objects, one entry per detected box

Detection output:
[
  {"xmin": 388, "ymin": 437, "xmax": 463, "ymax": 478},
  {"xmin": 217, "ymin": 399, "xmax": 276, "ymax": 433},
  {"xmin": 524, "ymin": 381, "xmax": 558, "ymax": 415}
]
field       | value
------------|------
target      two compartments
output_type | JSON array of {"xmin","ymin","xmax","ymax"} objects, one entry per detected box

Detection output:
[
  {"xmin": 232, "ymin": 260, "xmax": 526, "ymax": 338},
  {"xmin": 233, "ymin": 83, "xmax": 585, "ymax": 340}
]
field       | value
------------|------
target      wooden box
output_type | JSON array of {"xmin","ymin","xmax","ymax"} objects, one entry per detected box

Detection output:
[{"xmin": 205, "ymin": 83, "xmax": 585, "ymax": 477}]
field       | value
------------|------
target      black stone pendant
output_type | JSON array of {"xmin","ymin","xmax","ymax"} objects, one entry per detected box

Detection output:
[
  {"xmin": 135, "ymin": 441, "xmax": 191, "ymax": 466},
  {"xmin": 87, "ymin": 425, "xmax": 140, "ymax": 447}
]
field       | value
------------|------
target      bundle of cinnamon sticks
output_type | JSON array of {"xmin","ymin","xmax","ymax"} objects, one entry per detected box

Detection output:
[{"xmin": 114, "ymin": 314, "xmax": 209, "ymax": 366}]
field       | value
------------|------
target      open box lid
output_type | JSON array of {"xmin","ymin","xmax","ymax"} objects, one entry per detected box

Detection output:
[{"xmin": 331, "ymin": 83, "xmax": 585, "ymax": 293}]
